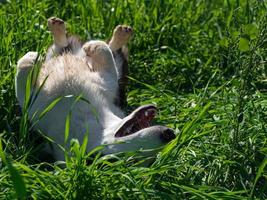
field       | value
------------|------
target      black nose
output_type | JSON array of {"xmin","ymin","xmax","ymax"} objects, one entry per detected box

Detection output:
[{"xmin": 160, "ymin": 128, "xmax": 176, "ymax": 143}]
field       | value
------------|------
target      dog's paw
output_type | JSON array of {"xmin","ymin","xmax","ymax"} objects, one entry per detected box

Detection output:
[
  {"xmin": 113, "ymin": 25, "xmax": 133, "ymax": 43},
  {"xmin": 17, "ymin": 51, "xmax": 39, "ymax": 69},
  {"xmin": 83, "ymin": 41, "xmax": 114, "ymax": 70},
  {"xmin": 47, "ymin": 17, "xmax": 65, "ymax": 34},
  {"xmin": 83, "ymin": 41, "xmax": 110, "ymax": 57},
  {"xmin": 47, "ymin": 17, "xmax": 68, "ymax": 47},
  {"xmin": 109, "ymin": 25, "xmax": 133, "ymax": 51}
]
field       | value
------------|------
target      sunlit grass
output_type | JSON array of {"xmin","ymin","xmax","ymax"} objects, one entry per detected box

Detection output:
[{"xmin": 0, "ymin": 0, "xmax": 266, "ymax": 199}]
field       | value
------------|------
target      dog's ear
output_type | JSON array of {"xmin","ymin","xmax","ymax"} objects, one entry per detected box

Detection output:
[{"xmin": 114, "ymin": 105, "xmax": 157, "ymax": 138}]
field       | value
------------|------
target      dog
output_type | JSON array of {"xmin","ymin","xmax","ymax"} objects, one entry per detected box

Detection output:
[{"xmin": 15, "ymin": 17, "xmax": 175, "ymax": 161}]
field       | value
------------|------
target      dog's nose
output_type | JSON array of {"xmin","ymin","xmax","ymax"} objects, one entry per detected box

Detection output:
[{"xmin": 160, "ymin": 128, "xmax": 176, "ymax": 143}]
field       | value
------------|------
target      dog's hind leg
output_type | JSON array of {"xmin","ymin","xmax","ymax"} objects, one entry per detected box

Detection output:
[
  {"xmin": 108, "ymin": 25, "xmax": 133, "ymax": 109},
  {"xmin": 109, "ymin": 25, "xmax": 133, "ymax": 52},
  {"xmin": 46, "ymin": 17, "xmax": 82, "ymax": 61},
  {"xmin": 15, "ymin": 51, "xmax": 39, "ymax": 106},
  {"xmin": 48, "ymin": 17, "xmax": 68, "ymax": 48}
]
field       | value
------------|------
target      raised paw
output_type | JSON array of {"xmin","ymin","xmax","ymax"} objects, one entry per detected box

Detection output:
[
  {"xmin": 47, "ymin": 17, "xmax": 68, "ymax": 47},
  {"xmin": 113, "ymin": 25, "xmax": 133, "ymax": 42},
  {"xmin": 17, "ymin": 51, "xmax": 39, "ymax": 69},
  {"xmin": 83, "ymin": 41, "xmax": 111, "ymax": 57},
  {"xmin": 83, "ymin": 40, "xmax": 114, "ymax": 70},
  {"xmin": 109, "ymin": 25, "xmax": 133, "ymax": 51},
  {"xmin": 48, "ymin": 17, "xmax": 65, "ymax": 33}
]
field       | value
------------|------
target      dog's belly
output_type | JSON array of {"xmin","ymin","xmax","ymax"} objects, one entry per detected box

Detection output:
[
  {"xmin": 31, "ymin": 96, "xmax": 103, "ymax": 159},
  {"xmin": 29, "ymin": 54, "xmax": 120, "ymax": 159}
]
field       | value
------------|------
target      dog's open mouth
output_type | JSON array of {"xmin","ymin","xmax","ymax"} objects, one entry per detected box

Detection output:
[{"xmin": 115, "ymin": 105, "xmax": 157, "ymax": 137}]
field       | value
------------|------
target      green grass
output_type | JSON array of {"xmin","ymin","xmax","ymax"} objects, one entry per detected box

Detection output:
[{"xmin": 0, "ymin": 0, "xmax": 266, "ymax": 199}]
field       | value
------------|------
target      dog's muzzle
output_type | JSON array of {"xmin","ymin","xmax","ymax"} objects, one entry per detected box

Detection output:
[{"xmin": 160, "ymin": 128, "xmax": 176, "ymax": 143}]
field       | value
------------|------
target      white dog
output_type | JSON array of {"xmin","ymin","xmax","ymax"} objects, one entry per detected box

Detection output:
[{"xmin": 15, "ymin": 17, "xmax": 175, "ymax": 161}]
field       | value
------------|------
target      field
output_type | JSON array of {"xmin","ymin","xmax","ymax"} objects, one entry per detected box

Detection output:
[{"xmin": 0, "ymin": 0, "xmax": 266, "ymax": 199}]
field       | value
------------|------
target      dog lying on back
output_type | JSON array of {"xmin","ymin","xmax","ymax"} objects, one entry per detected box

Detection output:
[{"xmin": 15, "ymin": 17, "xmax": 175, "ymax": 161}]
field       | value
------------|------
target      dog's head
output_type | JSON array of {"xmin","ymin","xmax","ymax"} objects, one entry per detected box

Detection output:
[{"xmin": 102, "ymin": 105, "xmax": 176, "ymax": 157}]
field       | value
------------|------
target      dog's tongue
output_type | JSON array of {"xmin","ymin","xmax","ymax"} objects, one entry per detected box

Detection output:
[{"xmin": 115, "ymin": 105, "xmax": 157, "ymax": 138}]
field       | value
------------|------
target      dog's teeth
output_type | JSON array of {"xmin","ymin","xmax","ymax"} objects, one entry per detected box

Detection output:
[{"xmin": 145, "ymin": 111, "xmax": 149, "ymax": 116}]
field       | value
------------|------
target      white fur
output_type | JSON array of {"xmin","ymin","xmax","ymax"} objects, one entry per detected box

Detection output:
[{"xmin": 16, "ymin": 40, "xmax": 172, "ymax": 161}]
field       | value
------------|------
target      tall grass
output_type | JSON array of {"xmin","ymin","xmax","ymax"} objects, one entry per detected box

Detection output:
[{"xmin": 0, "ymin": 0, "xmax": 266, "ymax": 199}]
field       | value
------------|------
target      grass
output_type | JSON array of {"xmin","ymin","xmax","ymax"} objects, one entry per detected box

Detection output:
[{"xmin": 0, "ymin": 0, "xmax": 266, "ymax": 199}]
